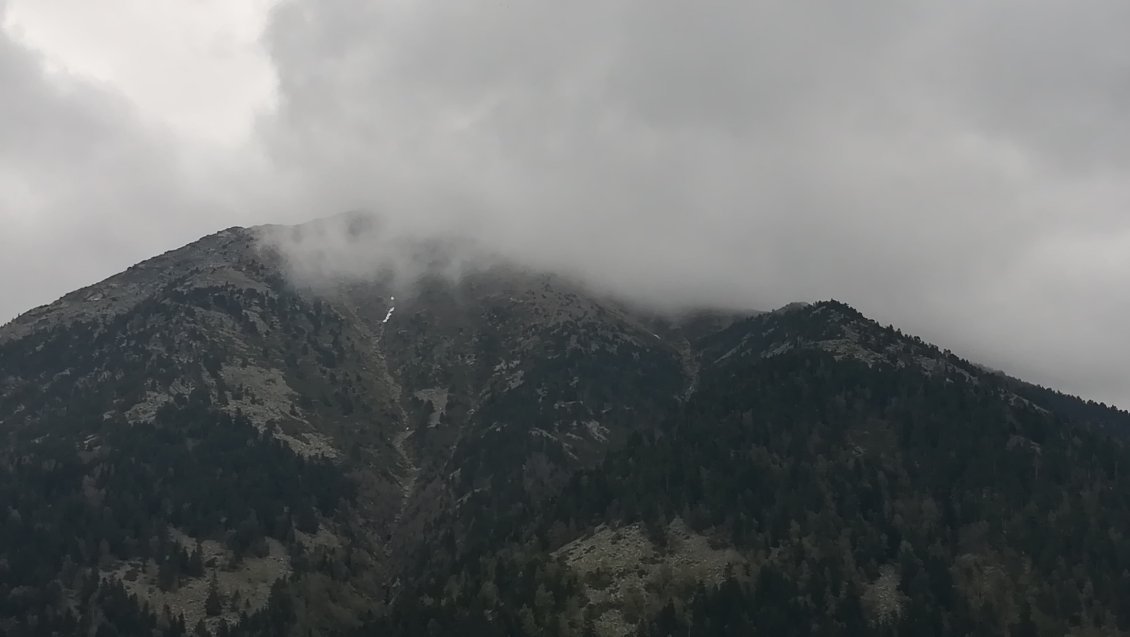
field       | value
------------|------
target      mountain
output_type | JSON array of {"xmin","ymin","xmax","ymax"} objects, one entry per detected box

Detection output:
[{"xmin": 2, "ymin": 217, "xmax": 1130, "ymax": 636}]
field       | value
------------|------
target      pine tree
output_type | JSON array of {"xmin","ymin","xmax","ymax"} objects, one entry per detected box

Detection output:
[
  {"xmin": 204, "ymin": 572, "xmax": 223, "ymax": 617},
  {"xmin": 157, "ymin": 557, "xmax": 179, "ymax": 592},
  {"xmin": 188, "ymin": 541, "xmax": 205, "ymax": 577}
]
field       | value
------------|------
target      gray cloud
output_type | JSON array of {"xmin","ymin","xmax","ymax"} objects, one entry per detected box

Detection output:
[
  {"xmin": 256, "ymin": 0, "xmax": 1130, "ymax": 406},
  {"xmin": 0, "ymin": 0, "xmax": 261, "ymax": 323},
  {"xmin": 3, "ymin": 0, "xmax": 1129, "ymax": 408}
]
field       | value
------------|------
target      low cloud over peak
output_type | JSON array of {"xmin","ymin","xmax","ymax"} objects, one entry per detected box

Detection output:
[{"xmin": 4, "ymin": 0, "xmax": 1130, "ymax": 407}]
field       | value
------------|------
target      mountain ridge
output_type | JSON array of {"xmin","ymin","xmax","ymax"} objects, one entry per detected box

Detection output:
[{"xmin": 2, "ymin": 219, "xmax": 1130, "ymax": 636}]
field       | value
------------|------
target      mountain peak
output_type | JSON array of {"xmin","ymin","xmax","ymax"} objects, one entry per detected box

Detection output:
[
  {"xmin": 3, "ymin": 223, "xmax": 1130, "ymax": 636},
  {"xmin": 0, "ymin": 226, "xmax": 263, "ymax": 342}
]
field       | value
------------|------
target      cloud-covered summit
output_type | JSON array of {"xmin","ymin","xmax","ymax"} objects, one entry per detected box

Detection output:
[{"xmin": 3, "ymin": 0, "xmax": 1129, "ymax": 407}]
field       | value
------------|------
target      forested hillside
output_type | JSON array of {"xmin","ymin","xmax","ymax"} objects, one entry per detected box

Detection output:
[
  {"xmin": 368, "ymin": 303, "xmax": 1130, "ymax": 637},
  {"xmin": 2, "ymin": 222, "xmax": 1129, "ymax": 636}
]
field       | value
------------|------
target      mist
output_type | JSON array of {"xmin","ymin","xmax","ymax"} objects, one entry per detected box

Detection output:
[
  {"xmin": 252, "ymin": 0, "xmax": 1130, "ymax": 407},
  {"xmin": 3, "ymin": 0, "xmax": 1130, "ymax": 407}
]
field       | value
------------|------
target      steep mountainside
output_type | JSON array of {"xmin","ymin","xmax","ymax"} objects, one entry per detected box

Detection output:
[
  {"xmin": 0, "ymin": 219, "xmax": 723, "ymax": 636},
  {"xmin": 1, "ymin": 219, "xmax": 1129, "ymax": 636}
]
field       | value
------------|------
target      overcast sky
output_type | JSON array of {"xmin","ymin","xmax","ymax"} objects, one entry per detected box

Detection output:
[{"xmin": 2, "ymin": 0, "xmax": 1129, "ymax": 408}]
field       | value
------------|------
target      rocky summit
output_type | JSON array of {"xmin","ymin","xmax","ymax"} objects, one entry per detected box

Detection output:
[{"xmin": 2, "ymin": 217, "xmax": 1130, "ymax": 636}]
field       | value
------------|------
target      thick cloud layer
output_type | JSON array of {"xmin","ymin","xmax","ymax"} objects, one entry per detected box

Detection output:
[
  {"xmin": 0, "ymin": 0, "xmax": 270, "ymax": 323},
  {"xmin": 3, "ymin": 0, "xmax": 1130, "ymax": 407},
  {"xmin": 257, "ymin": 0, "xmax": 1130, "ymax": 405}
]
